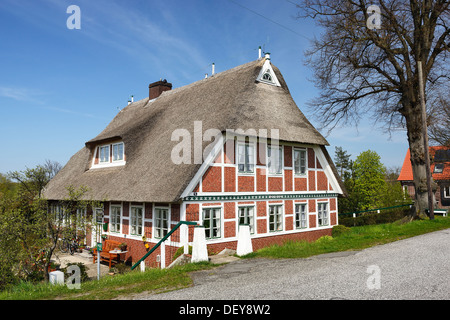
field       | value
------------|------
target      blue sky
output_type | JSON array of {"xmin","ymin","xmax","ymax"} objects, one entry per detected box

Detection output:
[{"xmin": 0, "ymin": 0, "xmax": 409, "ymax": 174}]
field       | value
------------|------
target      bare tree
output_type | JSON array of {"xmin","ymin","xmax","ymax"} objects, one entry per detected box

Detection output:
[
  {"xmin": 428, "ymin": 91, "xmax": 450, "ymax": 146},
  {"xmin": 296, "ymin": 0, "xmax": 449, "ymax": 218}
]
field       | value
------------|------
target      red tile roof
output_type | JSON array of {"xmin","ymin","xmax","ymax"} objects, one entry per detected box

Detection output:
[{"xmin": 398, "ymin": 146, "xmax": 450, "ymax": 181}]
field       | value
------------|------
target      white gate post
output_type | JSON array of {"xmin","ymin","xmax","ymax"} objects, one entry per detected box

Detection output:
[
  {"xmin": 191, "ymin": 226, "xmax": 208, "ymax": 263},
  {"xmin": 236, "ymin": 224, "xmax": 253, "ymax": 256},
  {"xmin": 160, "ymin": 241, "xmax": 166, "ymax": 269}
]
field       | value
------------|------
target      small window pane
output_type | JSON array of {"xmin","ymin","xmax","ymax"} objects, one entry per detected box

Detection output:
[{"xmin": 100, "ymin": 146, "xmax": 110, "ymax": 163}]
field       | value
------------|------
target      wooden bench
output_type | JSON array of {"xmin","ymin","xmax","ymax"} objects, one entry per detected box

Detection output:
[{"xmin": 93, "ymin": 240, "xmax": 123, "ymax": 268}]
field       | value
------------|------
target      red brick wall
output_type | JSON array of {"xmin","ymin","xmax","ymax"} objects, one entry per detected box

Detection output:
[
  {"xmin": 202, "ymin": 166, "xmax": 222, "ymax": 192},
  {"xmin": 317, "ymin": 171, "xmax": 328, "ymax": 191},
  {"xmin": 224, "ymin": 167, "xmax": 236, "ymax": 192},
  {"xmin": 268, "ymin": 177, "xmax": 283, "ymax": 191},
  {"xmin": 256, "ymin": 168, "xmax": 266, "ymax": 192},
  {"xmin": 238, "ymin": 176, "xmax": 254, "ymax": 192}
]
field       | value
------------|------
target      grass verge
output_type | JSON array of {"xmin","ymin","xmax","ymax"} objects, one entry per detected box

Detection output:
[
  {"xmin": 0, "ymin": 262, "xmax": 214, "ymax": 300},
  {"xmin": 247, "ymin": 216, "xmax": 450, "ymax": 259},
  {"xmin": 3, "ymin": 217, "xmax": 450, "ymax": 300}
]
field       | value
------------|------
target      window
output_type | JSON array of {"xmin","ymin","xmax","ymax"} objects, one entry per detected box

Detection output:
[
  {"xmin": 51, "ymin": 204, "xmax": 64, "ymax": 225},
  {"xmin": 295, "ymin": 203, "xmax": 307, "ymax": 229},
  {"xmin": 268, "ymin": 146, "xmax": 282, "ymax": 174},
  {"xmin": 262, "ymin": 71, "xmax": 273, "ymax": 82},
  {"xmin": 237, "ymin": 143, "xmax": 255, "ymax": 173},
  {"xmin": 202, "ymin": 208, "xmax": 221, "ymax": 239},
  {"xmin": 318, "ymin": 203, "xmax": 329, "ymax": 227},
  {"xmin": 110, "ymin": 205, "xmax": 121, "ymax": 233},
  {"xmin": 269, "ymin": 205, "xmax": 283, "ymax": 232},
  {"xmin": 155, "ymin": 208, "xmax": 169, "ymax": 239},
  {"xmin": 238, "ymin": 206, "xmax": 255, "ymax": 234},
  {"xmin": 130, "ymin": 206, "xmax": 143, "ymax": 236},
  {"xmin": 112, "ymin": 142, "xmax": 124, "ymax": 162},
  {"xmin": 75, "ymin": 208, "xmax": 86, "ymax": 230},
  {"xmin": 444, "ymin": 186, "xmax": 450, "ymax": 199},
  {"xmin": 93, "ymin": 141, "xmax": 126, "ymax": 168},
  {"xmin": 434, "ymin": 163, "xmax": 444, "ymax": 173},
  {"xmin": 294, "ymin": 149, "xmax": 307, "ymax": 175},
  {"xmin": 99, "ymin": 145, "xmax": 110, "ymax": 163}
]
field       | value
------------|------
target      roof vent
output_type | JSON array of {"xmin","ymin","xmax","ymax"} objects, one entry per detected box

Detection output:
[{"xmin": 149, "ymin": 79, "xmax": 172, "ymax": 100}]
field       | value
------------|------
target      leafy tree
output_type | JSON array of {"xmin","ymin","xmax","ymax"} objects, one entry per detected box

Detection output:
[
  {"xmin": 353, "ymin": 150, "xmax": 387, "ymax": 210},
  {"xmin": 296, "ymin": 0, "xmax": 449, "ymax": 217},
  {"xmin": 0, "ymin": 163, "xmax": 99, "ymax": 286}
]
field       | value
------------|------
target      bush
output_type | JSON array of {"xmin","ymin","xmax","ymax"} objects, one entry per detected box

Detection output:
[
  {"xmin": 332, "ymin": 225, "xmax": 351, "ymax": 237},
  {"xmin": 316, "ymin": 235, "xmax": 333, "ymax": 243},
  {"xmin": 62, "ymin": 262, "xmax": 89, "ymax": 283},
  {"xmin": 339, "ymin": 208, "xmax": 410, "ymax": 227}
]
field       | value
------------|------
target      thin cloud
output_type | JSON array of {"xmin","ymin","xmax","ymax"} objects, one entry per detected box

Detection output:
[{"xmin": 0, "ymin": 86, "xmax": 46, "ymax": 103}]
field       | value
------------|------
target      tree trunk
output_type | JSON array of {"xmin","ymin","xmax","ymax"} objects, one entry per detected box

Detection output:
[{"xmin": 403, "ymin": 103, "xmax": 436, "ymax": 219}]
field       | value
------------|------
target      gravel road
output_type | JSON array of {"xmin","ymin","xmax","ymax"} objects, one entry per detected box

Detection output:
[{"xmin": 137, "ymin": 228, "xmax": 450, "ymax": 300}]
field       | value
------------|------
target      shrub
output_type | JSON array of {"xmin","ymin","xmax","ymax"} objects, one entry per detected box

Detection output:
[
  {"xmin": 316, "ymin": 235, "xmax": 333, "ymax": 243},
  {"xmin": 332, "ymin": 225, "xmax": 351, "ymax": 237},
  {"xmin": 62, "ymin": 262, "xmax": 89, "ymax": 282},
  {"xmin": 339, "ymin": 208, "xmax": 410, "ymax": 227}
]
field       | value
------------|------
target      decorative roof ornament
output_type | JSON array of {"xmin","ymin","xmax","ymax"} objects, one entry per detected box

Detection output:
[{"xmin": 256, "ymin": 52, "xmax": 281, "ymax": 87}]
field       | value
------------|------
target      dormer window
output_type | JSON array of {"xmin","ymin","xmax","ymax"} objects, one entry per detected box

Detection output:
[
  {"xmin": 262, "ymin": 70, "xmax": 273, "ymax": 82},
  {"xmin": 256, "ymin": 56, "xmax": 281, "ymax": 87},
  {"xmin": 92, "ymin": 141, "xmax": 125, "ymax": 169}
]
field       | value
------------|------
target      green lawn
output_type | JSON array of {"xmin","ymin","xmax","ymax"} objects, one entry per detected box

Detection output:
[
  {"xmin": 0, "ymin": 262, "xmax": 214, "ymax": 300},
  {"xmin": 248, "ymin": 216, "xmax": 450, "ymax": 259},
  {"xmin": 2, "ymin": 216, "xmax": 450, "ymax": 300}
]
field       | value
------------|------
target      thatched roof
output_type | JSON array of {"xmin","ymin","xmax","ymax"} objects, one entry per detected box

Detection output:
[{"xmin": 43, "ymin": 58, "xmax": 332, "ymax": 202}]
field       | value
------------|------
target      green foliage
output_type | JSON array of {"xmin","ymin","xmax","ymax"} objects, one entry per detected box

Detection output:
[
  {"xmin": 332, "ymin": 225, "xmax": 351, "ymax": 237},
  {"xmin": 62, "ymin": 262, "xmax": 90, "ymax": 283},
  {"xmin": 352, "ymin": 150, "xmax": 387, "ymax": 210},
  {"xmin": 0, "ymin": 163, "xmax": 100, "ymax": 289},
  {"xmin": 339, "ymin": 208, "xmax": 410, "ymax": 227},
  {"xmin": 336, "ymin": 148, "xmax": 408, "ymax": 216}
]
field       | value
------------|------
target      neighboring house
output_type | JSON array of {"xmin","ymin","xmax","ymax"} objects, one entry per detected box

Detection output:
[
  {"xmin": 43, "ymin": 54, "xmax": 345, "ymax": 268},
  {"xmin": 398, "ymin": 146, "xmax": 450, "ymax": 209}
]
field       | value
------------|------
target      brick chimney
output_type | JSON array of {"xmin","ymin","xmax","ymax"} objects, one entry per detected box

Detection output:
[{"xmin": 149, "ymin": 79, "xmax": 172, "ymax": 100}]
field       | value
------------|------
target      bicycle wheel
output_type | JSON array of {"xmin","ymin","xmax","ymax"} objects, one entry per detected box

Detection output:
[
  {"xmin": 69, "ymin": 243, "xmax": 75, "ymax": 255},
  {"xmin": 59, "ymin": 239, "xmax": 69, "ymax": 253}
]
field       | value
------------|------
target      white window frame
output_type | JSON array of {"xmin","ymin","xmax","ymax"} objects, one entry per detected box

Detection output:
[
  {"xmin": 202, "ymin": 207, "xmax": 221, "ymax": 239},
  {"xmin": 444, "ymin": 186, "xmax": 450, "ymax": 199},
  {"xmin": 269, "ymin": 204, "xmax": 283, "ymax": 232},
  {"xmin": 92, "ymin": 141, "xmax": 126, "ymax": 169},
  {"xmin": 110, "ymin": 205, "xmax": 121, "ymax": 233},
  {"xmin": 293, "ymin": 148, "xmax": 307, "ymax": 175},
  {"xmin": 318, "ymin": 202, "xmax": 329, "ymax": 227},
  {"xmin": 237, "ymin": 142, "xmax": 255, "ymax": 174},
  {"xmin": 295, "ymin": 203, "xmax": 308, "ymax": 229},
  {"xmin": 112, "ymin": 142, "xmax": 124, "ymax": 162},
  {"xmin": 130, "ymin": 206, "xmax": 143, "ymax": 236},
  {"xmin": 99, "ymin": 145, "xmax": 110, "ymax": 163},
  {"xmin": 238, "ymin": 206, "xmax": 255, "ymax": 234},
  {"xmin": 268, "ymin": 145, "xmax": 283, "ymax": 175},
  {"xmin": 434, "ymin": 163, "xmax": 444, "ymax": 174},
  {"xmin": 154, "ymin": 207, "xmax": 169, "ymax": 239}
]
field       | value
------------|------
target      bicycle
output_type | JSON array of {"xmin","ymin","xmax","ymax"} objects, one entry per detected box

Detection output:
[{"xmin": 59, "ymin": 237, "xmax": 80, "ymax": 255}]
